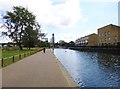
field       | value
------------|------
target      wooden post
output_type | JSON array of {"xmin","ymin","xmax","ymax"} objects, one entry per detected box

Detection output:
[
  {"xmin": 19, "ymin": 54, "xmax": 21, "ymax": 59},
  {"xmin": 1, "ymin": 58, "xmax": 3, "ymax": 67},
  {"xmin": 24, "ymin": 53, "xmax": 25, "ymax": 57},
  {"xmin": 13, "ymin": 56, "xmax": 14, "ymax": 63}
]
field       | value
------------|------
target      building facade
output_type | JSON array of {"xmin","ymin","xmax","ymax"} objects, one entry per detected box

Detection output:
[
  {"xmin": 98, "ymin": 24, "xmax": 120, "ymax": 46},
  {"xmin": 75, "ymin": 36, "xmax": 89, "ymax": 46},
  {"xmin": 87, "ymin": 33, "xmax": 98, "ymax": 46},
  {"xmin": 75, "ymin": 33, "xmax": 98, "ymax": 46}
]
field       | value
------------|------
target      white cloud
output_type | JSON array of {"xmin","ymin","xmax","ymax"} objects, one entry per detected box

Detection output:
[
  {"xmin": 80, "ymin": 0, "xmax": 119, "ymax": 2},
  {"xmin": 0, "ymin": 0, "xmax": 83, "ymax": 29},
  {"xmin": 0, "ymin": 0, "xmax": 118, "ymax": 43},
  {"xmin": 0, "ymin": 15, "xmax": 2, "ymax": 19},
  {"xmin": 0, "ymin": 23, "xmax": 12, "ymax": 43},
  {"xmin": 56, "ymin": 32, "xmax": 81, "ymax": 42}
]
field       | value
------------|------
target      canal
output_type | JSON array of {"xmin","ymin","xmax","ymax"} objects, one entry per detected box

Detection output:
[{"xmin": 54, "ymin": 48, "xmax": 120, "ymax": 87}]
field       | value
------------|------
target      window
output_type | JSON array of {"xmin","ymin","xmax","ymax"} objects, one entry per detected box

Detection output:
[
  {"xmin": 108, "ymin": 31, "xmax": 110, "ymax": 36},
  {"xmin": 99, "ymin": 33, "xmax": 101, "ymax": 37},
  {"xmin": 102, "ymin": 33, "xmax": 104, "ymax": 36},
  {"xmin": 108, "ymin": 37, "xmax": 110, "ymax": 41},
  {"xmin": 101, "ymin": 38, "xmax": 103, "ymax": 42},
  {"xmin": 105, "ymin": 38, "xmax": 106, "ymax": 41},
  {"xmin": 115, "ymin": 36, "xmax": 117, "ymax": 40},
  {"xmin": 104, "ymin": 32, "xmax": 106, "ymax": 36},
  {"xmin": 99, "ymin": 39, "xmax": 101, "ymax": 42}
]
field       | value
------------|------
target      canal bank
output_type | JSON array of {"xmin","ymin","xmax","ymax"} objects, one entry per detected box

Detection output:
[
  {"xmin": 2, "ymin": 49, "xmax": 78, "ymax": 87},
  {"xmin": 52, "ymin": 51, "xmax": 78, "ymax": 87},
  {"xmin": 69, "ymin": 46, "xmax": 120, "ymax": 54}
]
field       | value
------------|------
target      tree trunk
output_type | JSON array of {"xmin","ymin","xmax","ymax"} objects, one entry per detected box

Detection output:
[
  {"xmin": 17, "ymin": 42, "xmax": 23, "ymax": 50},
  {"xmin": 19, "ymin": 45, "xmax": 23, "ymax": 50},
  {"xmin": 19, "ymin": 44, "xmax": 23, "ymax": 50}
]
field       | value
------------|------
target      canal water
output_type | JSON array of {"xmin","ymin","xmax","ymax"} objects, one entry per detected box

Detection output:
[{"xmin": 54, "ymin": 48, "xmax": 120, "ymax": 87}]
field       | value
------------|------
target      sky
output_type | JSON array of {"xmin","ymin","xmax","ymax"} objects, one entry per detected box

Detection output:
[{"xmin": 0, "ymin": 0, "xmax": 119, "ymax": 43}]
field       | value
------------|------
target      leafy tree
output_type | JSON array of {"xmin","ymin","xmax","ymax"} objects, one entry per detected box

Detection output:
[
  {"xmin": 22, "ymin": 22, "xmax": 41, "ymax": 49},
  {"xmin": 59, "ymin": 40, "xmax": 67, "ymax": 47},
  {"xmin": 2, "ymin": 6, "xmax": 40, "ymax": 50},
  {"xmin": 68, "ymin": 41, "xmax": 75, "ymax": 47},
  {"xmin": 37, "ymin": 40, "xmax": 50, "ymax": 48},
  {"xmin": 22, "ymin": 28, "xmax": 38, "ymax": 49}
]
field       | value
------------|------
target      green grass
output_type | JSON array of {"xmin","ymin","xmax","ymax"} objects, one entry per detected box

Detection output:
[
  {"xmin": 2, "ymin": 49, "xmax": 34, "ymax": 58},
  {"xmin": 0, "ymin": 48, "xmax": 2, "ymax": 58},
  {"xmin": 1, "ymin": 48, "xmax": 43, "ymax": 67}
]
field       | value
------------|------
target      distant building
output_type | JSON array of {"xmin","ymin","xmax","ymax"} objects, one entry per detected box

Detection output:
[
  {"xmin": 75, "ymin": 33, "xmax": 98, "ymax": 46},
  {"xmin": 75, "ymin": 36, "xmax": 89, "ymax": 46},
  {"xmin": 98, "ymin": 24, "xmax": 120, "ymax": 46},
  {"xmin": 75, "ymin": 38, "xmax": 81, "ymax": 46}
]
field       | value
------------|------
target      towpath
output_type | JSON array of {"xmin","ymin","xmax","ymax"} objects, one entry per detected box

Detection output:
[{"xmin": 2, "ymin": 49, "xmax": 77, "ymax": 87}]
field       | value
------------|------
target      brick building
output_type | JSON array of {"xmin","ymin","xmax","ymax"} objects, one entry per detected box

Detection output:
[
  {"xmin": 75, "ymin": 33, "xmax": 98, "ymax": 46},
  {"xmin": 98, "ymin": 24, "xmax": 120, "ymax": 46},
  {"xmin": 87, "ymin": 33, "xmax": 98, "ymax": 46}
]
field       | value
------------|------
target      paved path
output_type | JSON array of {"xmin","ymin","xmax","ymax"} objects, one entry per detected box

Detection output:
[{"xmin": 2, "ymin": 49, "xmax": 77, "ymax": 87}]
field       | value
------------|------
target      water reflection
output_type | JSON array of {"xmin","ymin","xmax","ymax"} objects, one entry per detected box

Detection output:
[
  {"xmin": 54, "ymin": 48, "xmax": 120, "ymax": 87},
  {"xmin": 97, "ymin": 53, "xmax": 120, "ymax": 68}
]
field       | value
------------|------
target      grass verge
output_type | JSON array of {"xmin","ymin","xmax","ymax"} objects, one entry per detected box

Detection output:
[{"xmin": 1, "ymin": 48, "xmax": 43, "ymax": 67}]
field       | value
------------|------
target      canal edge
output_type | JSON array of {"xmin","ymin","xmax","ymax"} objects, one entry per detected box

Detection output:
[{"xmin": 50, "ymin": 50, "xmax": 80, "ymax": 87}]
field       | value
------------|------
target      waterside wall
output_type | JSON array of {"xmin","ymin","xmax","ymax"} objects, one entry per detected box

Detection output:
[{"xmin": 69, "ymin": 46, "xmax": 120, "ymax": 54}]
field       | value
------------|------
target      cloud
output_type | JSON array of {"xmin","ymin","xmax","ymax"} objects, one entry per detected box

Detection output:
[
  {"xmin": 0, "ymin": 23, "xmax": 12, "ymax": 43},
  {"xmin": 0, "ymin": 0, "xmax": 83, "ymax": 28},
  {"xmin": 57, "ymin": 32, "xmax": 81, "ymax": 42},
  {"xmin": 80, "ymin": 0, "xmax": 119, "ymax": 2},
  {"xmin": 0, "ymin": 15, "xmax": 2, "ymax": 19}
]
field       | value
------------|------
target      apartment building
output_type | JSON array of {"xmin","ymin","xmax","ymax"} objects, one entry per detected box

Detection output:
[
  {"xmin": 98, "ymin": 24, "xmax": 120, "ymax": 46},
  {"xmin": 87, "ymin": 33, "xmax": 98, "ymax": 46},
  {"xmin": 75, "ymin": 36, "xmax": 89, "ymax": 46},
  {"xmin": 75, "ymin": 33, "xmax": 98, "ymax": 46}
]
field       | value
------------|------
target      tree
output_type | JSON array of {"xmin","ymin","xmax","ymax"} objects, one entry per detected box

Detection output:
[
  {"xmin": 59, "ymin": 40, "xmax": 67, "ymax": 47},
  {"xmin": 37, "ymin": 40, "xmax": 50, "ymax": 48},
  {"xmin": 2, "ymin": 6, "xmax": 39, "ymax": 50},
  {"xmin": 22, "ymin": 22, "xmax": 41, "ymax": 49},
  {"xmin": 68, "ymin": 41, "xmax": 75, "ymax": 47},
  {"xmin": 22, "ymin": 28, "xmax": 38, "ymax": 48}
]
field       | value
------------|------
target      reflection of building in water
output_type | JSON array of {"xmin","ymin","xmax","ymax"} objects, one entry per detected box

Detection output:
[
  {"xmin": 97, "ymin": 53, "xmax": 120, "ymax": 67},
  {"xmin": 75, "ymin": 33, "xmax": 98, "ymax": 46},
  {"xmin": 98, "ymin": 24, "xmax": 120, "ymax": 46}
]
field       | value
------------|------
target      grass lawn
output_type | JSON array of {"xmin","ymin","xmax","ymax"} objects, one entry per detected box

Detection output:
[
  {"xmin": 1, "ymin": 48, "xmax": 43, "ymax": 67},
  {"xmin": 2, "ymin": 48, "xmax": 38, "ymax": 58},
  {"xmin": 0, "ymin": 48, "xmax": 1, "ymax": 58}
]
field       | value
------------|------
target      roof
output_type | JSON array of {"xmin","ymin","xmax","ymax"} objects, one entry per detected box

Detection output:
[
  {"xmin": 87, "ymin": 33, "xmax": 97, "ymax": 36},
  {"xmin": 98, "ymin": 24, "xmax": 120, "ymax": 30}
]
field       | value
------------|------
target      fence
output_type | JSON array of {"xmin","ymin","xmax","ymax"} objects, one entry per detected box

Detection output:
[{"xmin": 1, "ymin": 49, "xmax": 42, "ymax": 67}]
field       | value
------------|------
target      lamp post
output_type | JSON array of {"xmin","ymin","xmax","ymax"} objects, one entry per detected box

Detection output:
[{"xmin": 52, "ymin": 33, "xmax": 54, "ymax": 49}]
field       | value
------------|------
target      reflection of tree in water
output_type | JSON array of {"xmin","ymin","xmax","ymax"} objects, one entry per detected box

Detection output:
[{"xmin": 97, "ymin": 53, "xmax": 120, "ymax": 68}]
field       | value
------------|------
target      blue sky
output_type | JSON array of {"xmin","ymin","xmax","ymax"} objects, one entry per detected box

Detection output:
[
  {"xmin": 46, "ymin": 1, "xmax": 118, "ymax": 42},
  {"xmin": 0, "ymin": 0, "xmax": 119, "ymax": 43}
]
